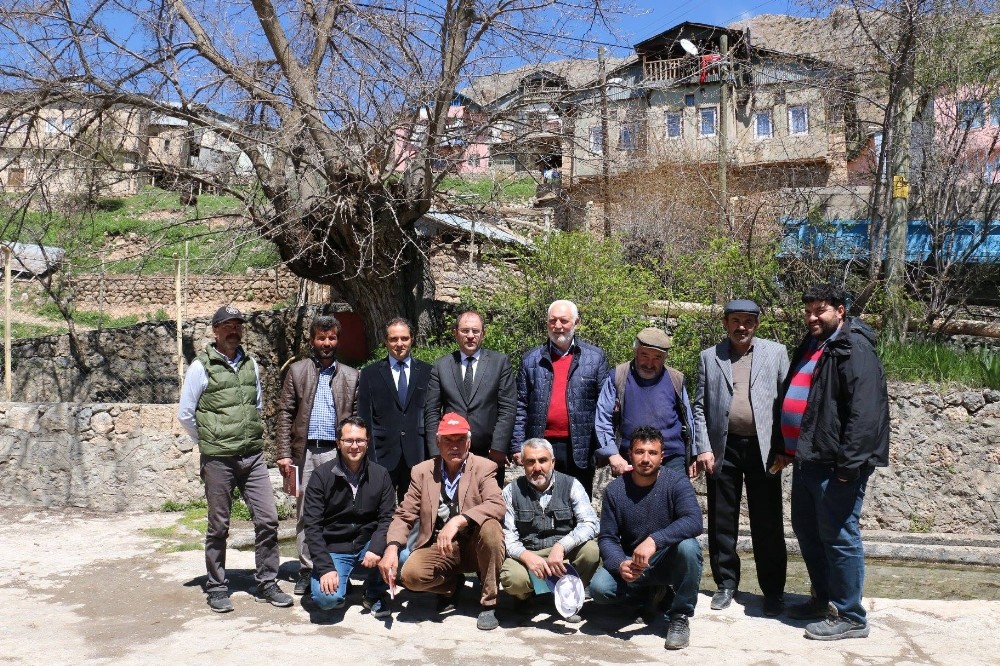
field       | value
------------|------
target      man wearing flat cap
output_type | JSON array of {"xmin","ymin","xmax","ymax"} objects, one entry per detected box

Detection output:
[
  {"xmin": 378, "ymin": 412, "xmax": 507, "ymax": 631},
  {"xmin": 594, "ymin": 327, "xmax": 698, "ymax": 477},
  {"xmin": 178, "ymin": 305, "xmax": 293, "ymax": 613},
  {"xmin": 692, "ymin": 299, "xmax": 789, "ymax": 616}
]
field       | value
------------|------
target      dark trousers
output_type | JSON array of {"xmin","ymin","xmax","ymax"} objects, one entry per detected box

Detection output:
[
  {"xmin": 706, "ymin": 434, "xmax": 786, "ymax": 597},
  {"xmin": 386, "ymin": 458, "xmax": 413, "ymax": 505},
  {"xmin": 549, "ymin": 437, "xmax": 595, "ymax": 498}
]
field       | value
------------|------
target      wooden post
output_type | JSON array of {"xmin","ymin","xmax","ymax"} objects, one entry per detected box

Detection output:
[
  {"xmin": 174, "ymin": 254, "xmax": 184, "ymax": 386},
  {"xmin": 599, "ymin": 46, "xmax": 611, "ymax": 238},
  {"xmin": 718, "ymin": 33, "xmax": 729, "ymax": 226},
  {"xmin": 3, "ymin": 245, "xmax": 11, "ymax": 401}
]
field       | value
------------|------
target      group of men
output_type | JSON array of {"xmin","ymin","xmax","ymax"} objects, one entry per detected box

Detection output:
[{"xmin": 177, "ymin": 282, "xmax": 890, "ymax": 650}]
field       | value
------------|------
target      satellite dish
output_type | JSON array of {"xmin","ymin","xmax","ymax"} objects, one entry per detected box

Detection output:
[{"xmin": 680, "ymin": 39, "xmax": 699, "ymax": 56}]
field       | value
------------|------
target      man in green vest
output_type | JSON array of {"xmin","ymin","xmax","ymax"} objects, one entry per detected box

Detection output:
[{"xmin": 178, "ymin": 305, "xmax": 293, "ymax": 613}]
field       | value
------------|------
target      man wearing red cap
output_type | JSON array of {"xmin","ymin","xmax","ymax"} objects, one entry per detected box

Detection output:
[{"xmin": 378, "ymin": 412, "xmax": 506, "ymax": 631}]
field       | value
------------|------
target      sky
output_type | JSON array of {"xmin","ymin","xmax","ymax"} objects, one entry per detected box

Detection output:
[{"xmin": 602, "ymin": 0, "xmax": 812, "ymax": 55}]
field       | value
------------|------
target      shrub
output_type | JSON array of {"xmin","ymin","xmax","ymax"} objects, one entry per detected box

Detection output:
[{"xmin": 464, "ymin": 232, "xmax": 658, "ymax": 366}]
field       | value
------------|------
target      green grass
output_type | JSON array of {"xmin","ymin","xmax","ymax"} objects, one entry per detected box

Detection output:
[
  {"xmin": 439, "ymin": 175, "xmax": 537, "ymax": 203},
  {"xmin": 879, "ymin": 340, "xmax": 999, "ymax": 389},
  {"xmin": 8, "ymin": 322, "xmax": 66, "ymax": 339},
  {"xmin": 0, "ymin": 186, "xmax": 279, "ymax": 276}
]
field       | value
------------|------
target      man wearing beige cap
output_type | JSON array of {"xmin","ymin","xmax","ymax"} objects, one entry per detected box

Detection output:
[
  {"xmin": 378, "ymin": 412, "xmax": 506, "ymax": 630},
  {"xmin": 594, "ymin": 328, "xmax": 697, "ymax": 476}
]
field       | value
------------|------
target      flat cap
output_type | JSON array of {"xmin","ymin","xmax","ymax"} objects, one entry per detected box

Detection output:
[
  {"xmin": 211, "ymin": 305, "xmax": 247, "ymax": 326},
  {"xmin": 723, "ymin": 299, "xmax": 761, "ymax": 317},
  {"xmin": 635, "ymin": 327, "xmax": 672, "ymax": 352}
]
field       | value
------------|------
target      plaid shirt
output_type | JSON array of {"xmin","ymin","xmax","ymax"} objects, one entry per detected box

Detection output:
[{"xmin": 307, "ymin": 362, "xmax": 338, "ymax": 440}]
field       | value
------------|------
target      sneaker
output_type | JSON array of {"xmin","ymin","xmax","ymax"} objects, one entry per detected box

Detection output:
[
  {"xmin": 207, "ymin": 590, "xmax": 233, "ymax": 613},
  {"xmin": 787, "ymin": 596, "xmax": 831, "ymax": 620},
  {"xmin": 294, "ymin": 569, "xmax": 311, "ymax": 596},
  {"xmin": 663, "ymin": 615, "xmax": 690, "ymax": 650},
  {"xmin": 710, "ymin": 587, "xmax": 736, "ymax": 610},
  {"xmin": 763, "ymin": 594, "xmax": 784, "ymax": 617},
  {"xmin": 563, "ymin": 612, "xmax": 583, "ymax": 624},
  {"xmin": 477, "ymin": 608, "xmax": 500, "ymax": 631},
  {"xmin": 804, "ymin": 614, "xmax": 870, "ymax": 640},
  {"xmin": 363, "ymin": 593, "xmax": 392, "ymax": 619},
  {"xmin": 255, "ymin": 581, "xmax": 294, "ymax": 608}
]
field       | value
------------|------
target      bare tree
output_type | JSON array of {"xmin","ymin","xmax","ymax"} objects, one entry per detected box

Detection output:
[{"xmin": 0, "ymin": 0, "xmax": 627, "ymax": 346}]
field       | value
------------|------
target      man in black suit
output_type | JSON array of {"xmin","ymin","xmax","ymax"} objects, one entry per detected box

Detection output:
[
  {"xmin": 358, "ymin": 317, "xmax": 432, "ymax": 501},
  {"xmin": 425, "ymin": 310, "xmax": 516, "ymax": 485}
]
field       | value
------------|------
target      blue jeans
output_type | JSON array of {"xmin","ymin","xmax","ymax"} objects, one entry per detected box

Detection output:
[
  {"xmin": 589, "ymin": 538, "xmax": 703, "ymax": 618},
  {"xmin": 791, "ymin": 462, "xmax": 872, "ymax": 625},
  {"xmin": 311, "ymin": 542, "xmax": 410, "ymax": 610}
]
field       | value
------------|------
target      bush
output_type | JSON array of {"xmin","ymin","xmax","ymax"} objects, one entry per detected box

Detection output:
[{"xmin": 463, "ymin": 232, "xmax": 658, "ymax": 366}]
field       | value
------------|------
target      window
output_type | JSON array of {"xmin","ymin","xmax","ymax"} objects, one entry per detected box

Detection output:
[
  {"xmin": 698, "ymin": 107, "xmax": 716, "ymax": 137},
  {"xmin": 589, "ymin": 126, "xmax": 603, "ymax": 154},
  {"xmin": 7, "ymin": 168, "xmax": 25, "ymax": 188},
  {"xmin": 665, "ymin": 112, "xmax": 682, "ymax": 139},
  {"xmin": 467, "ymin": 153, "xmax": 481, "ymax": 167},
  {"xmin": 684, "ymin": 94, "xmax": 696, "ymax": 107},
  {"xmin": 62, "ymin": 117, "xmax": 74, "ymax": 133},
  {"xmin": 788, "ymin": 105, "xmax": 809, "ymax": 135},
  {"xmin": 619, "ymin": 123, "xmax": 640, "ymax": 152},
  {"xmin": 958, "ymin": 100, "xmax": 986, "ymax": 129},
  {"xmin": 44, "ymin": 116, "xmax": 59, "ymax": 135},
  {"xmin": 754, "ymin": 111, "xmax": 773, "ymax": 139},
  {"xmin": 163, "ymin": 139, "xmax": 171, "ymax": 150}
]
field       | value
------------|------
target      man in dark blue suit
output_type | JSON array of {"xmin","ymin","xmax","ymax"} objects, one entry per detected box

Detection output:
[{"xmin": 358, "ymin": 317, "xmax": 433, "ymax": 501}]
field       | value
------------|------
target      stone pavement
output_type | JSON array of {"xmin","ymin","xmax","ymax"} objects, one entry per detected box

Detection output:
[{"xmin": 3, "ymin": 507, "xmax": 998, "ymax": 665}]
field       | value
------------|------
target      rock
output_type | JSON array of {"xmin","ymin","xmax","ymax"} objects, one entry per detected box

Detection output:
[
  {"xmin": 90, "ymin": 411, "xmax": 114, "ymax": 435},
  {"xmin": 962, "ymin": 391, "xmax": 986, "ymax": 413}
]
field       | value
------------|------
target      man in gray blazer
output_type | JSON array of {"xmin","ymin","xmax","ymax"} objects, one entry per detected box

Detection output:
[
  {"xmin": 693, "ymin": 299, "xmax": 789, "ymax": 617},
  {"xmin": 425, "ymin": 310, "xmax": 517, "ymax": 485}
]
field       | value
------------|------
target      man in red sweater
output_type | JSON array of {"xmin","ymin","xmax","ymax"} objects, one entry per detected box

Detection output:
[{"xmin": 512, "ymin": 300, "xmax": 610, "ymax": 496}]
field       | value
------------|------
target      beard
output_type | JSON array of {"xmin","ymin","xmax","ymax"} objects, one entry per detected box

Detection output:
[
  {"xmin": 528, "ymin": 469, "xmax": 554, "ymax": 491},
  {"xmin": 548, "ymin": 327, "xmax": 575, "ymax": 349}
]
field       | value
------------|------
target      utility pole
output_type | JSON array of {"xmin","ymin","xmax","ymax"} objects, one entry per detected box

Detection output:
[
  {"xmin": 599, "ymin": 46, "xmax": 611, "ymax": 237},
  {"xmin": 718, "ymin": 33, "xmax": 729, "ymax": 227}
]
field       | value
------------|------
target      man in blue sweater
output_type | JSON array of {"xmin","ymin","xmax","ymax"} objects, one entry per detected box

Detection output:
[{"xmin": 590, "ymin": 425, "xmax": 704, "ymax": 650}]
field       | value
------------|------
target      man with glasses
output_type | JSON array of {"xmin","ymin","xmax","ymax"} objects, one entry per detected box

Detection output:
[
  {"xmin": 178, "ymin": 305, "xmax": 292, "ymax": 613},
  {"xmin": 276, "ymin": 315, "xmax": 359, "ymax": 596},
  {"xmin": 301, "ymin": 416, "xmax": 396, "ymax": 618},
  {"xmin": 770, "ymin": 284, "xmax": 889, "ymax": 640},
  {"xmin": 425, "ymin": 310, "xmax": 516, "ymax": 486}
]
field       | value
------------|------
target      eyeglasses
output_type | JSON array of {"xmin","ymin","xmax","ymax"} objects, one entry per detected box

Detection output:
[{"xmin": 340, "ymin": 438, "xmax": 367, "ymax": 446}]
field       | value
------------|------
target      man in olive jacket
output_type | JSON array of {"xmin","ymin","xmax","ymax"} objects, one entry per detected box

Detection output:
[
  {"xmin": 178, "ymin": 305, "xmax": 292, "ymax": 613},
  {"xmin": 276, "ymin": 315, "xmax": 359, "ymax": 595}
]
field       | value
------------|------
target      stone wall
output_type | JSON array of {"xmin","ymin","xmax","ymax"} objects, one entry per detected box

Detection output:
[
  {"xmin": 69, "ymin": 266, "xmax": 298, "ymax": 308},
  {"xmin": 2, "ymin": 382, "xmax": 998, "ymax": 534},
  {"xmin": 0, "ymin": 403, "xmax": 200, "ymax": 511}
]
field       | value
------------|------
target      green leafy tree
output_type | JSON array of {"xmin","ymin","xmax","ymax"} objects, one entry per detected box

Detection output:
[{"xmin": 464, "ymin": 232, "xmax": 658, "ymax": 366}]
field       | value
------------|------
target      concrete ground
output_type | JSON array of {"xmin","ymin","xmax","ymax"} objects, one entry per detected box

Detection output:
[{"xmin": 3, "ymin": 507, "xmax": 999, "ymax": 666}]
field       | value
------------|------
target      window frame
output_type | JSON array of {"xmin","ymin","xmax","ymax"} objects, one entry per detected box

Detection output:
[
  {"xmin": 698, "ymin": 106, "xmax": 717, "ymax": 138},
  {"xmin": 753, "ymin": 110, "xmax": 773, "ymax": 139},
  {"xmin": 589, "ymin": 126, "xmax": 604, "ymax": 155},
  {"xmin": 665, "ymin": 111, "xmax": 683, "ymax": 139},
  {"xmin": 788, "ymin": 105, "xmax": 810, "ymax": 136}
]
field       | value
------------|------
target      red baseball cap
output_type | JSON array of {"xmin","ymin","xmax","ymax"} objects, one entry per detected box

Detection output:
[{"xmin": 438, "ymin": 412, "xmax": 471, "ymax": 436}]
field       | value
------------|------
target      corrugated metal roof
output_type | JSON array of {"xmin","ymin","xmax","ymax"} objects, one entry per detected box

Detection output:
[
  {"xmin": 417, "ymin": 211, "xmax": 530, "ymax": 246},
  {"xmin": 1, "ymin": 242, "xmax": 65, "ymax": 275}
]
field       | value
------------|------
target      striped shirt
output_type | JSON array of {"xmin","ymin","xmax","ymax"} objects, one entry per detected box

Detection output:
[
  {"xmin": 780, "ymin": 341, "xmax": 825, "ymax": 455},
  {"xmin": 307, "ymin": 362, "xmax": 339, "ymax": 440}
]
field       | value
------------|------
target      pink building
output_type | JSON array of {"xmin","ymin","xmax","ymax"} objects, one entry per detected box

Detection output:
[{"xmin": 393, "ymin": 96, "xmax": 492, "ymax": 176}]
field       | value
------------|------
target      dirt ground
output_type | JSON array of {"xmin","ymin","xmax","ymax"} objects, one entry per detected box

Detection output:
[{"xmin": 3, "ymin": 506, "xmax": 999, "ymax": 666}]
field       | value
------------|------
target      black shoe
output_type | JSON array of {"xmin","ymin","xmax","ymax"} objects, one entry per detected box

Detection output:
[
  {"xmin": 763, "ymin": 594, "xmax": 784, "ymax": 617},
  {"xmin": 477, "ymin": 608, "xmax": 500, "ymax": 630},
  {"xmin": 436, "ymin": 578, "xmax": 462, "ymax": 613},
  {"xmin": 363, "ymin": 593, "xmax": 393, "ymax": 619},
  {"xmin": 207, "ymin": 590, "xmax": 233, "ymax": 613},
  {"xmin": 512, "ymin": 595, "xmax": 537, "ymax": 616},
  {"xmin": 663, "ymin": 615, "xmax": 690, "ymax": 650},
  {"xmin": 255, "ymin": 581, "xmax": 294, "ymax": 608},
  {"xmin": 294, "ymin": 569, "xmax": 311, "ymax": 596},
  {"xmin": 787, "ymin": 596, "xmax": 831, "ymax": 620},
  {"xmin": 710, "ymin": 587, "xmax": 736, "ymax": 610}
]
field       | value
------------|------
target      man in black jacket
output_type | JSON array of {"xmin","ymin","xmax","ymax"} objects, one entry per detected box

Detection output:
[
  {"xmin": 771, "ymin": 284, "xmax": 889, "ymax": 641},
  {"xmin": 302, "ymin": 416, "xmax": 396, "ymax": 618},
  {"xmin": 358, "ymin": 317, "xmax": 432, "ymax": 501}
]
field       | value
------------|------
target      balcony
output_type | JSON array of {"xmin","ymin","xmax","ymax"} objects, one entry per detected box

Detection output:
[{"xmin": 643, "ymin": 56, "xmax": 721, "ymax": 86}]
